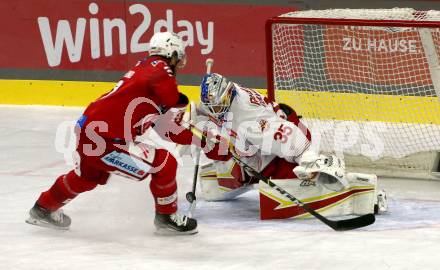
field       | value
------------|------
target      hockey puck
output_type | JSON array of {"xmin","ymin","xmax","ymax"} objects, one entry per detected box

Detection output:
[{"xmin": 186, "ymin": 192, "xmax": 196, "ymax": 203}]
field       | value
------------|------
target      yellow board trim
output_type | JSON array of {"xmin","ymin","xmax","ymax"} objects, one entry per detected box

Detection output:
[
  {"xmin": 276, "ymin": 89, "xmax": 440, "ymax": 125},
  {"xmin": 1, "ymin": 80, "xmax": 439, "ymax": 125},
  {"xmin": 0, "ymin": 79, "xmax": 201, "ymax": 107}
]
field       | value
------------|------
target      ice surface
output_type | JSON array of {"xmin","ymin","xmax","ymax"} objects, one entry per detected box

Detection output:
[{"xmin": 1, "ymin": 105, "xmax": 440, "ymax": 270}]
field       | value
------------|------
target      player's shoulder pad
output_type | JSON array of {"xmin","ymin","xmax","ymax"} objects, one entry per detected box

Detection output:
[
  {"xmin": 150, "ymin": 59, "xmax": 174, "ymax": 77},
  {"xmin": 234, "ymin": 85, "xmax": 259, "ymax": 105}
]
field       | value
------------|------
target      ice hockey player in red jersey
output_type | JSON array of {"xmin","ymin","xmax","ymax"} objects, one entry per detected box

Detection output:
[{"xmin": 26, "ymin": 32, "xmax": 198, "ymax": 235}]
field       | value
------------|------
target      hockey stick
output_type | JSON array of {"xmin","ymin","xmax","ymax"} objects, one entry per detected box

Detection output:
[
  {"xmin": 186, "ymin": 58, "xmax": 214, "ymax": 217},
  {"xmin": 183, "ymin": 122, "xmax": 375, "ymax": 231},
  {"xmin": 185, "ymin": 103, "xmax": 201, "ymax": 217},
  {"xmin": 186, "ymin": 150, "xmax": 200, "ymax": 217},
  {"xmin": 185, "ymin": 150, "xmax": 200, "ymax": 218}
]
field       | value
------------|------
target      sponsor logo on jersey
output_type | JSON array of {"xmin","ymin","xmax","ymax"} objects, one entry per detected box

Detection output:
[
  {"xmin": 258, "ymin": 119, "xmax": 269, "ymax": 132},
  {"xmin": 102, "ymin": 151, "xmax": 150, "ymax": 178}
]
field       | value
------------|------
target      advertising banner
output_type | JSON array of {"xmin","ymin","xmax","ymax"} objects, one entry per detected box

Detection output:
[
  {"xmin": 324, "ymin": 26, "xmax": 437, "ymax": 85},
  {"xmin": 0, "ymin": 1, "xmax": 293, "ymax": 78}
]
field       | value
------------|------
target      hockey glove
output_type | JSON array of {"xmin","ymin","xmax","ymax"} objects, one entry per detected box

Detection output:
[
  {"xmin": 136, "ymin": 93, "xmax": 189, "ymax": 136},
  {"xmin": 163, "ymin": 92, "xmax": 189, "ymax": 126},
  {"xmin": 293, "ymin": 152, "xmax": 349, "ymax": 191}
]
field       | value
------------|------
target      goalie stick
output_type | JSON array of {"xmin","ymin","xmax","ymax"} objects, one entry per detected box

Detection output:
[
  {"xmin": 186, "ymin": 58, "xmax": 214, "ymax": 217},
  {"xmin": 183, "ymin": 121, "xmax": 376, "ymax": 231}
]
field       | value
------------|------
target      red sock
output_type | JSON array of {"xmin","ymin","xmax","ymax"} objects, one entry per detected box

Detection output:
[
  {"xmin": 149, "ymin": 149, "xmax": 178, "ymax": 214},
  {"xmin": 36, "ymin": 170, "xmax": 97, "ymax": 211}
]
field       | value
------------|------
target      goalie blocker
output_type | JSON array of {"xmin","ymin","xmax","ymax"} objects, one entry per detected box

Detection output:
[{"xmin": 199, "ymin": 158, "xmax": 388, "ymax": 220}]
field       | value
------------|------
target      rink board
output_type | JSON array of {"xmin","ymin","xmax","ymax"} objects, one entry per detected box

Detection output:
[
  {"xmin": 0, "ymin": 79, "xmax": 200, "ymax": 107},
  {"xmin": 1, "ymin": 79, "xmax": 439, "ymax": 125}
]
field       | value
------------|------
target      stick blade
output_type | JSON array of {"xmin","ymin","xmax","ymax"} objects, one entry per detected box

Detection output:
[{"xmin": 332, "ymin": 214, "xmax": 376, "ymax": 231}]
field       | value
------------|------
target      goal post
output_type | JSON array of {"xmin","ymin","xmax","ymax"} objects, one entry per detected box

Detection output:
[{"xmin": 265, "ymin": 8, "xmax": 440, "ymax": 180}]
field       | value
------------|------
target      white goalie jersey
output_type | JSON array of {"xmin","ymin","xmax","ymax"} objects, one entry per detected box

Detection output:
[
  {"xmin": 195, "ymin": 83, "xmax": 311, "ymax": 172},
  {"xmin": 193, "ymin": 78, "xmax": 387, "ymax": 218}
]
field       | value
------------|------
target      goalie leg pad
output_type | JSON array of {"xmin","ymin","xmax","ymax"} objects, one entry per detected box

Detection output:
[
  {"xmin": 199, "ymin": 160, "xmax": 251, "ymax": 201},
  {"xmin": 346, "ymin": 172, "xmax": 389, "ymax": 215},
  {"xmin": 260, "ymin": 172, "xmax": 380, "ymax": 220}
]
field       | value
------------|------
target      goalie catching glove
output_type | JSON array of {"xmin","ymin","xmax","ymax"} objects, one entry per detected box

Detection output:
[{"xmin": 293, "ymin": 151, "xmax": 349, "ymax": 191}]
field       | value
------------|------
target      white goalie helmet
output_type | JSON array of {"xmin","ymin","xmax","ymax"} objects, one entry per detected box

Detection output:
[
  {"xmin": 149, "ymin": 32, "xmax": 187, "ymax": 67},
  {"xmin": 200, "ymin": 73, "xmax": 236, "ymax": 118}
]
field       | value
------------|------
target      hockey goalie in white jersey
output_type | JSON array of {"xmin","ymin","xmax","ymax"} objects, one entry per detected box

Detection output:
[{"xmin": 191, "ymin": 73, "xmax": 387, "ymax": 219}]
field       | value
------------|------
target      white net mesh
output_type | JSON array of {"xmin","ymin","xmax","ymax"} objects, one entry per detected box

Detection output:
[{"xmin": 269, "ymin": 8, "xmax": 440, "ymax": 178}]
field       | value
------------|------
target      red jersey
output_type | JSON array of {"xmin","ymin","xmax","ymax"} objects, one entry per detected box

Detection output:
[{"xmin": 80, "ymin": 56, "xmax": 180, "ymax": 141}]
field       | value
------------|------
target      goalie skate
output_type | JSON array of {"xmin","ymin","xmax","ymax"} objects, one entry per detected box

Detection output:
[
  {"xmin": 375, "ymin": 190, "xmax": 389, "ymax": 215},
  {"xmin": 154, "ymin": 212, "xmax": 198, "ymax": 235},
  {"xmin": 25, "ymin": 204, "xmax": 71, "ymax": 230}
]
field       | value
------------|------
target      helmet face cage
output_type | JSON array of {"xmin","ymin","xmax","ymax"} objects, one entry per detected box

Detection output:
[
  {"xmin": 201, "ymin": 73, "xmax": 234, "ymax": 118},
  {"xmin": 149, "ymin": 32, "xmax": 186, "ymax": 67}
]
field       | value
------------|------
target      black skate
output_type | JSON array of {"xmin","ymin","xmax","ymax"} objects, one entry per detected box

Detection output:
[
  {"xmin": 25, "ymin": 203, "xmax": 71, "ymax": 230},
  {"xmin": 154, "ymin": 212, "xmax": 198, "ymax": 235}
]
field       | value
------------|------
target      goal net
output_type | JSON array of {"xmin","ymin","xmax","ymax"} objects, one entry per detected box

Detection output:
[{"xmin": 266, "ymin": 8, "xmax": 440, "ymax": 179}]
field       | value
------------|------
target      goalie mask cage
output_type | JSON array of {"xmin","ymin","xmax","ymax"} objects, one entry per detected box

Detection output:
[{"xmin": 265, "ymin": 8, "xmax": 440, "ymax": 180}]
